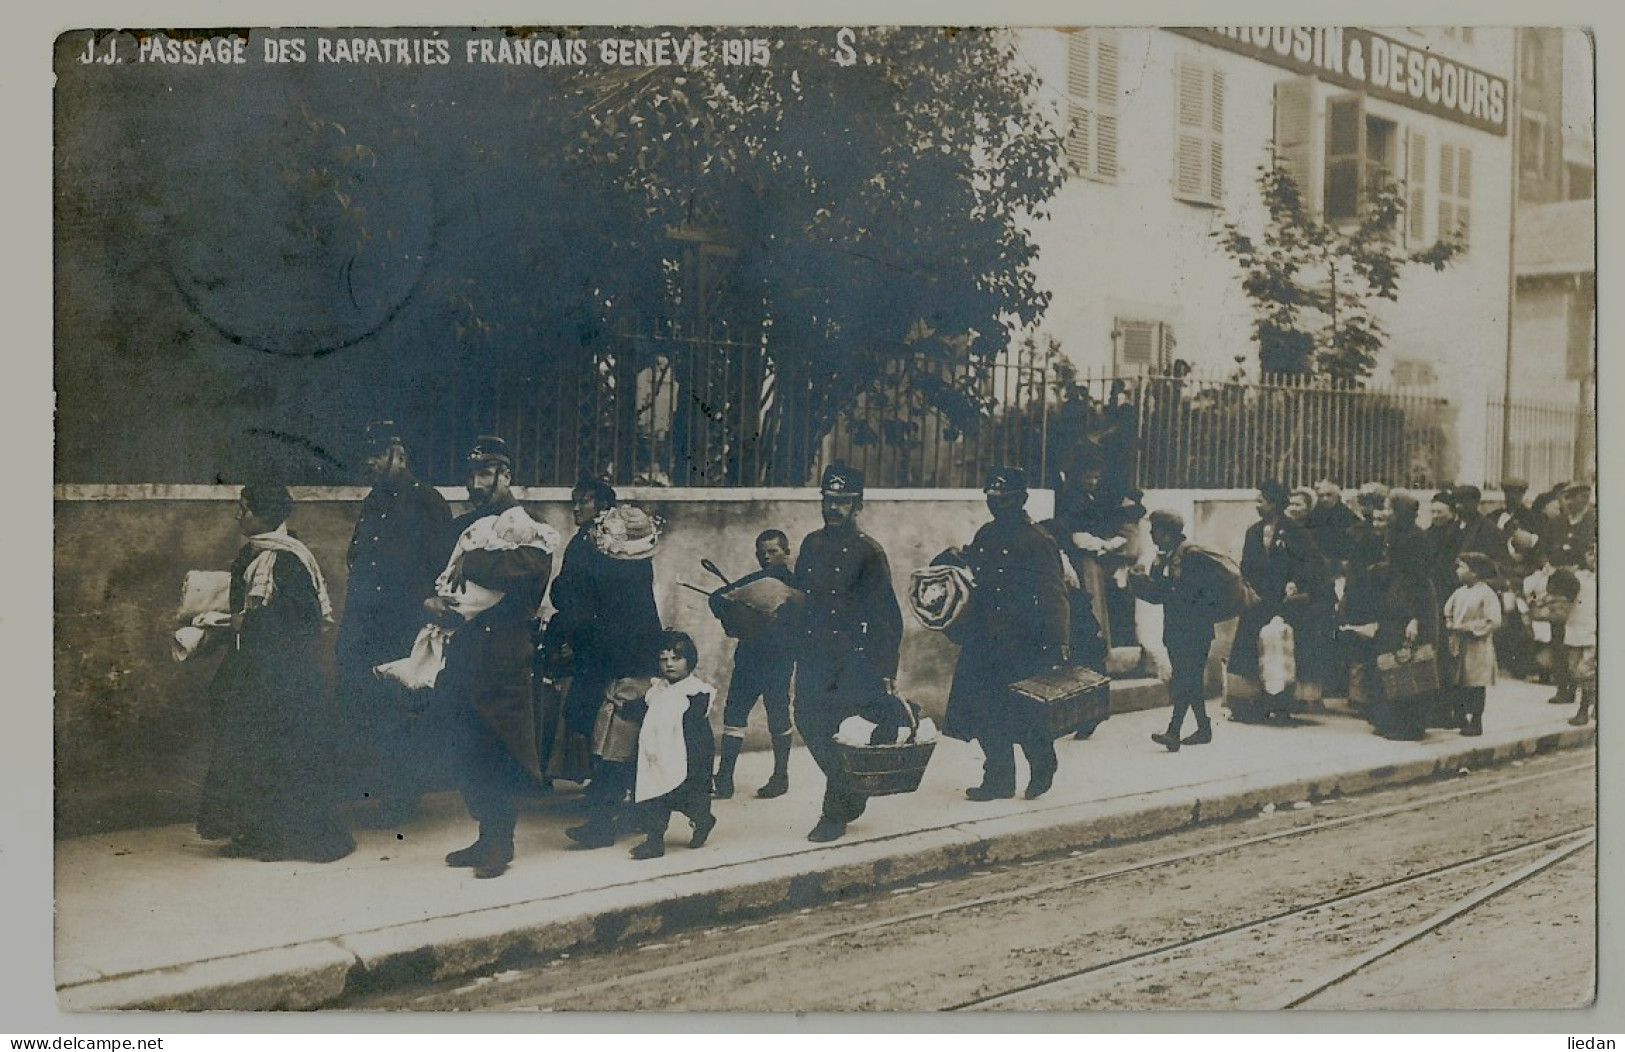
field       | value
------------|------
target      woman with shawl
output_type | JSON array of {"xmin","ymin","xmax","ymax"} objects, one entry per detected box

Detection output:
[{"xmin": 195, "ymin": 481, "xmax": 355, "ymax": 863}]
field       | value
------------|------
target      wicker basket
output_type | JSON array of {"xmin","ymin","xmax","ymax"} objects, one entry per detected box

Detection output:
[
  {"xmin": 1008, "ymin": 665, "xmax": 1112, "ymax": 740},
  {"xmin": 835, "ymin": 739, "xmax": 937, "ymax": 797},
  {"xmin": 1374, "ymin": 643, "xmax": 1439, "ymax": 699}
]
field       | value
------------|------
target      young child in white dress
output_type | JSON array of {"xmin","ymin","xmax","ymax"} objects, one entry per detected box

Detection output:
[{"xmin": 629, "ymin": 630, "xmax": 718, "ymax": 860}]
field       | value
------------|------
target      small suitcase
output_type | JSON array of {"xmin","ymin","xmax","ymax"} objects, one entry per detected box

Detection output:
[{"xmin": 1008, "ymin": 665, "xmax": 1112, "ymax": 740}]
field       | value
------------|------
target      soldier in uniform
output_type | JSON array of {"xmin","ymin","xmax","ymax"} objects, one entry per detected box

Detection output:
[
  {"xmin": 334, "ymin": 422, "xmax": 452, "ymax": 826},
  {"xmin": 437, "ymin": 436, "xmax": 557, "ymax": 879},
  {"xmin": 794, "ymin": 464, "xmax": 904, "ymax": 843},
  {"xmin": 942, "ymin": 467, "xmax": 1070, "ymax": 801}
]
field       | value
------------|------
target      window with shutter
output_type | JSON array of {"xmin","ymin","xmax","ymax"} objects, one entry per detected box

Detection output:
[
  {"xmin": 1406, "ymin": 129, "xmax": 1428, "ymax": 245},
  {"xmin": 1066, "ymin": 30, "xmax": 1119, "ymax": 182},
  {"xmin": 1173, "ymin": 60, "xmax": 1225, "ymax": 206},
  {"xmin": 1439, "ymin": 143, "xmax": 1472, "ymax": 247},
  {"xmin": 1273, "ymin": 78, "xmax": 1316, "ymax": 209},
  {"xmin": 1392, "ymin": 359, "xmax": 1438, "ymax": 386},
  {"xmin": 1324, "ymin": 94, "xmax": 1365, "ymax": 222},
  {"xmin": 1114, "ymin": 318, "xmax": 1174, "ymax": 372}
]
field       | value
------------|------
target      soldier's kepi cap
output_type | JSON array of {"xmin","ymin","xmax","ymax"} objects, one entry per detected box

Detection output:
[
  {"xmin": 466, "ymin": 434, "xmax": 513, "ymax": 469},
  {"xmin": 983, "ymin": 465, "xmax": 1028, "ymax": 496},
  {"xmin": 361, "ymin": 420, "xmax": 401, "ymax": 456},
  {"xmin": 820, "ymin": 463, "xmax": 864, "ymax": 497}
]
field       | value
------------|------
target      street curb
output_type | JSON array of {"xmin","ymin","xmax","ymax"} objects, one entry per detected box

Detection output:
[{"xmin": 58, "ymin": 725, "xmax": 1594, "ymax": 1011}]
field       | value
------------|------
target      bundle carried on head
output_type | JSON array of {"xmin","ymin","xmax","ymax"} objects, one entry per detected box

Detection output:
[{"xmin": 591, "ymin": 504, "xmax": 661, "ymax": 560}]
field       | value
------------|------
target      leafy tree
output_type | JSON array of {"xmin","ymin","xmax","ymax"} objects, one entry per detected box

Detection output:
[
  {"xmin": 551, "ymin": 27, "xmax": 1068, "ymax": 482},
  {"xmin": 1212, "ymin": 164, "xmax": 1459, "ymax": 386},
  {"xmin": 53, "ymin": 28, "xmax": 1065, "ymax": 485}
]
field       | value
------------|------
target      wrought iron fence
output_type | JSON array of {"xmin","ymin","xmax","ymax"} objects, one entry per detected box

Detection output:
[
  {"xmin": 432, "ymin": 323, "xmax": 1456, "ymax": 492},
  {"xmin": 59, "ymin": 316, "xmax": 1466, "ymax": 492},
  {"xmin": 1113, "ymin": 371, "xmax": 1452, "ymax": 491},
  {"xmin": 1484, "ymin": 395, "xmax": 1590, "ymax": 495}
]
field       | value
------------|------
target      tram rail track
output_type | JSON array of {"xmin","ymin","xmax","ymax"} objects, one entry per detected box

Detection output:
[
  {"xmin": 379, "ymin": 757, "xmax": 1595, "ymax": 1011},
  {"xmin": 948, "ymin": 827, "xmax": 1594, "ymax": 1011}
]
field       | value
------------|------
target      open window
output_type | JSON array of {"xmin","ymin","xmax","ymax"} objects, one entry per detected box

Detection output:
[{"xmin": 1324, "ymin": 93, "xmax": 1399, "ymax": 224}]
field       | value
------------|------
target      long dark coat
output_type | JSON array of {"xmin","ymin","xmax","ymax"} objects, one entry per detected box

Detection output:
[
  {"xmin": 197, "ymin": 544, "xmax": 355, "ymax": 862},
  {"xmin": 335, "ymin": 471, "xmax": 452, "ymax": 682},
  {"xmin": 435, "ymin": 495, "xmax": 554, "ymax": 780},
  {"xmin": 1341, "ymin": 523, "xmax": 1439, "ymax": 716},
  {"xmin": 548, "ymin": 525, "xmax": 663, "ymax": 735},
  {"xmin": 1230, "ymin": 516, "xmax": 1332, "ymax": 685},
  {"xmin": 793, "ymin": 523, "xmax": 904, "ymax": 712},
  {"xmin": 942, "ymin": 514, "xmax": 1071, "ymax": 742}
]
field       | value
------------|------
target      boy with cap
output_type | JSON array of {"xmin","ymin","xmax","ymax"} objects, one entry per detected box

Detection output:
[
  {"xmin": 942, "ymin": 466, "xmax": 1069, "ymax": 799},
  {"xmin": 1130, "ymin": 509, "xmax": 1242, "ymax": 750},
  {"xmin": 793, "ymin": 464, "xmax": 904, "ymax": 843}
]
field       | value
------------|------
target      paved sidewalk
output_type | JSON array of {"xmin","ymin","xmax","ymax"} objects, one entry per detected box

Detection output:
[{"xmin": 55, "ymin": 679, "xmax": 1595, "ymax": 1011}]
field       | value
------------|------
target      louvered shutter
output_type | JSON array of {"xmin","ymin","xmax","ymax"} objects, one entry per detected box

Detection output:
[
  {"xmin": 1439, "ymin": 144, "xmax": 1471, "ymax": 246},
  {"xmin": 1095, "ymin": 32, "xmax": 1120, "ymax": 179},
  {"xmin": 1066, "ymin": 33, "xmax": 1091, "ymax": 171},
  {"xmin": 1175, "ymin": 61, "xmax": 1208, "ymax": 201},
  {"xmin": 1208, "ymin": 69, "xmax": 1225, "ymax": 203},
  {"xmin": 1455, "ymin": 147, "xmax": 1472, "ymax": 245},
  {"xmin": 1406, "ymin": 129, "xmax": 1428, "ymax": 243},
  {"xmin": 1118, "ymin": 319, "xmax": 1158, "ymax": 369},
  {"xmin": 1324, "ymin": 94, "xmax": 1366, "ymax": 222},
  {"xmin": 1438, "ymin": 144, "xmax": 1457, "ymax": 239},
  {"xmin": 1273, "ymin": 78, "xmax": 1316, "ymax": 207},
  {"xmin": 1158, "ymin": 323, "xmax": 1177, "ymax": 371}
]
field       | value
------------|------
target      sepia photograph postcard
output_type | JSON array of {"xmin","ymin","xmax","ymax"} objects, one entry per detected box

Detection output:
[{"xmin": 37, "ymin": 11, "xmax": 1610, "ymax": 1028}]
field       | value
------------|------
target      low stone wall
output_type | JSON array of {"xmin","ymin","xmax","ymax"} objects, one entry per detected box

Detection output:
[{"xmin": 54, "ymin": 485, "xmax": 1050, "ymax": 836}]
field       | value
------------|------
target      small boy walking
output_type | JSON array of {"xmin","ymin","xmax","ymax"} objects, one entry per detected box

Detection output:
[
  {"xmin": 710, "ymin": 529, "xmax": 797, "ymax": 799},
  {"xmin": 630, "ymin": 630, "xmax": 719, "ymax": 860},
  {"xmin": 1442, "ymin": 551, "xmax": 1503, "ymax": 737}
]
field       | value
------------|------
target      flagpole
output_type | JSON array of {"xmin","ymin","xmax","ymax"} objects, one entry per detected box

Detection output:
[{"xmin": 1500, "ymin": 29, "xmax": 1521, "ymax": 485}]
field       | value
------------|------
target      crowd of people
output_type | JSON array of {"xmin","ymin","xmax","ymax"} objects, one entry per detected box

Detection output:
[
  {"xmin": 1210, "ymin": 476, "xmax": 1597, "ymax": 744},
  {"xmin": 176, "ymin": 421, "xmax": 1597, "ymax": 880}
]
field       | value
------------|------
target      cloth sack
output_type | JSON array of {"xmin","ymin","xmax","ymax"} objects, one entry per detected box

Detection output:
[
  {"xmin": 170, "ymin": 569, "xmax": 235, "ymax": 662},
  {"xmin": 373, "ymin": 624, "xmax": 453, "ymax": 691},
  {"xmin": 907, "ymin": 564, "xmax": 973, "ymax": 631}
]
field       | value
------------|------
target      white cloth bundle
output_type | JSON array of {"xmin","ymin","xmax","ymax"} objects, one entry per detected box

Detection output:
[
  {"xmin": 374, "ymin": 506, "xmax": 559, "ymax": 689},
  {"xmin": 170, "ymin": 570, "xmax": 234, "ymax": 662},
  {"xmin": 436, "ymin": 506, "xmax": 560, "ymax": 619},
  {"xmin": 1259, "ymin": 616, "xmax": 1296, "ymax": 695},
  {"xmin": 834, "ymin": 715, "xmax": 939, "ymax": 748}
]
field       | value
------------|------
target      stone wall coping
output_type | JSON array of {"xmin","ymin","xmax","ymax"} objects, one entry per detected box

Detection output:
[{"xmin": 54, "ymin": 484, "xmax": 1279, "ymax": 504}]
